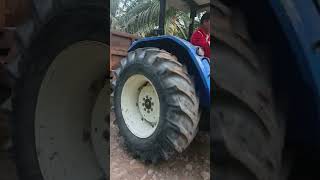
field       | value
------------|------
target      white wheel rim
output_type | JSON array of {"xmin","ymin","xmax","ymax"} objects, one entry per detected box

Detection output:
[
  {"xmin": 91, "ymin": 82, "xmax": 109, "ymax": 175},
  {"xmin": 35, "ymin": 41, "xmax": 108, "ymax": 180},
  {"xmin": 121, "ymin": 74, "xmax": 160, "ymax": 138}
]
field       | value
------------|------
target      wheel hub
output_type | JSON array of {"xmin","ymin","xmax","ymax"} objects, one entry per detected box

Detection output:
[
  {"xmin": 143, "ymin": 96, "xmax": 153, "ymax": 111},
  {"xmin": 120, "ymin": 74, "xmax": 160, "ymax": 138},
  {"xmin": 138, "ymin": 85, "xmax": 158, "ymax": 127}
]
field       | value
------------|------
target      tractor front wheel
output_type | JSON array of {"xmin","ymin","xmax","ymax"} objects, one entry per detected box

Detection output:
[{"xmin": 114, "ymin": 48, "xmax": 200, "ymax": 163}]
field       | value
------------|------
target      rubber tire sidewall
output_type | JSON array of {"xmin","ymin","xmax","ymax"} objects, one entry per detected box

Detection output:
[
  {"xmin": 13, "ymin": 10, "xmax": 107, "ymax": 180},
  {"xmin": 114, "ymin": 62, "xmax": 169, "ymax": 152}
]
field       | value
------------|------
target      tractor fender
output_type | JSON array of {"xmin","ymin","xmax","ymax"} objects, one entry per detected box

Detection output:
[
  {"xmin": 269, "ymin": 0, "xmax": 320, "ymax": 146},
  {"xmin": 128, "ymin": 36, "xmax": 210, "ymax": 107}
]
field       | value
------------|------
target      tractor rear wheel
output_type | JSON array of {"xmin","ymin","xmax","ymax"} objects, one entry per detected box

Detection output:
[
  {"xmin": 11, "ymin": 1, "xmax": 109, "ymax": 180},
  {"xmin": 113, "ymin": 48, "xmax": 200, "ymax": 163},
  {"xmin": 212, "ymin": 1, "xmax": 286, "ymax": 180}
]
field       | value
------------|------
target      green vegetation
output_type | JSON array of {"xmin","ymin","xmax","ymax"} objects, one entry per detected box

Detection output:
[{"xmin": 111, "ymin": 0, "xmax": 203, "ymax": 39}]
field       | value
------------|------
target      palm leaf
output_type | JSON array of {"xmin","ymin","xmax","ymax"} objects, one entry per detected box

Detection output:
[{"xmin": 111, "ymin": 0, "xmax": 198, "ymax": 39}]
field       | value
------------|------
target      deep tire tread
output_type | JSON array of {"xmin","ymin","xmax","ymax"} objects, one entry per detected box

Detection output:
[
  {"xmin": 114, "ymin": 47, "xmax": 200, "ymax": 162},
  {"xmin": 212, "ymin": 1, "xmax": 285, "ymax": 180}
]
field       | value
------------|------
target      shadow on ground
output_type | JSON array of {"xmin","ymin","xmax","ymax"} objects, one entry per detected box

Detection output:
[{"xmin": 110, "ymin": 111, "xmax": 210, "ymax": 180}]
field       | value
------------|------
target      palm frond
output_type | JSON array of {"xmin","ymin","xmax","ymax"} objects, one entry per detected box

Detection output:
[{"xmin": 111, "ymin": 0, "xmax": 198, "ymax": 39}]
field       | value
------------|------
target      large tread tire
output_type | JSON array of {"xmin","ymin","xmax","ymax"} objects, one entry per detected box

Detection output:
[
  {"xmin": 114, "ymin": 48, "xmax": 200, "ymax": 163},
  {"xmin": 11, "ymin": 1, "xmax": 108, "ymax": 179},
  {"xmin": 212, "ymin": 1, "xmax": 286, "ymax": 180}
]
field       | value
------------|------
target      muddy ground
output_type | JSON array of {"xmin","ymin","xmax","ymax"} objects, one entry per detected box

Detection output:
[
  {"xmin": 110, "ymin": 111, "xmax": 210, "ymax": 180},
  {"xmin": 0, "ymin": 110, "xmax": 210, "ymax": 180}
]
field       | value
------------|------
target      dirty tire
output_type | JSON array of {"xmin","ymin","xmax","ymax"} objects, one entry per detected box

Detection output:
[
  {"xmin": 212, "ymin": 1, "xmax": 285, "ymax": 180},
  {"xmin": 11, "ymin": 1, "xmax": 108, "ymax": 180},
  {"xmin": 114, "ymin": 48, "xmax": 200, "ymax": 163}
]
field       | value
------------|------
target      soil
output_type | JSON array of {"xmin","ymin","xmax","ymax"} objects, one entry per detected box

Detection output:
[
  {"xmin": 110, "ymin": 111, "xmax": 210, "ymax": 180},
  {"xmin": 0, "ymin": 110, "xmax": 210, "ymax": 180}
]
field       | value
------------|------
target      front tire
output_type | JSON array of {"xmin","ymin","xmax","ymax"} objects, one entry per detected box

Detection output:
[{"xmin": 114, "ymin": 48, "xmax": 200, "ymax": 163}]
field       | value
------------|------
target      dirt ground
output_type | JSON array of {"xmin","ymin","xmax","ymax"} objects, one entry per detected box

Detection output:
[
  {"xmin": 110, "ymin": 111, "xmax": 210, "ymax": 180},
  {"xmin": 0, "ymin": 111, "xmax": 210, "ymax": 180}
]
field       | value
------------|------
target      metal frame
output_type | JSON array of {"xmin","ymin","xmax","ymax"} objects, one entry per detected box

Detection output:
[
  {"xmin": 157, "ymin": 0, "xmax": 209, "ymax": 37},
  {"xmin": 188, "ymin": 9, "xmax": 197, "ymax": 39},
  {"xmin": 158, "ymin": 0, "xmax": 166, "ymax": 35}
]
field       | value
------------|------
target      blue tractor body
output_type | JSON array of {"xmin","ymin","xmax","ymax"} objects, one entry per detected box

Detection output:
[
  {"xmin": 128, "ymin": 0, "xmax": 320, "ymax": 146},
  {"xmin": 270, "ymin": 0, "xmax": 320, "ymax": 107},
  {"xmin": 129, "ymin": 36, "xmax": 211, "ymax": 108},
  {"xmin": 127, "ymin": 0, "xmax": 320, "ymax": 145},
  {"xmin": 268, "ymin": 0, "xmax": 320, "ymax": 145}
]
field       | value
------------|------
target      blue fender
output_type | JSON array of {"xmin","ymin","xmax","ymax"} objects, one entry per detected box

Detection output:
[
  {"xmin": 128, "ymin": 35, "xmax": 210, "ymax": 108},
  {"xmin": 269, "ymin": 0, "xmax": 320, "ymax": 145}
]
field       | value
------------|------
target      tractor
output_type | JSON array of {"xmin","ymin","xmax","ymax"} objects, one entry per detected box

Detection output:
[
  {"xmin": 212, "ymin": 0, "xmax": 320, "ymax": 180},
  {"xmin": 112, "ymin": 0, "xmax": 210, "ymax": 163},
  {"xmin": 0, "ymin": 0, "xmax": 109, "ymax": 179}
]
